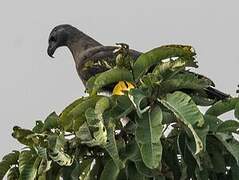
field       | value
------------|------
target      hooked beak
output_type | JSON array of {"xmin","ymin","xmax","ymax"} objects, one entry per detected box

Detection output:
[{"xmin": 47, "ymin": 43, "xmax": 57, "ymax": 58}]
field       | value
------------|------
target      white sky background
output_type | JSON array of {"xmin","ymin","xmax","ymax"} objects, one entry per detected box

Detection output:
[{"xmin": 0, "ymin": 0, "xmax": 239, "ymax": 159}]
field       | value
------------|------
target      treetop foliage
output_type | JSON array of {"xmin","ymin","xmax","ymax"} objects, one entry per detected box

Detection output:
[{"xmin": 1, "ymin": 44, "xmax": 239, "ymax": 180}]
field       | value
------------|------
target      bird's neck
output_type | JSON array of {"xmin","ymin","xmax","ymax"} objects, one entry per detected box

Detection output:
[{"xmin": 67, "ymin": 32, "xmax": 102, "ymax": 65}]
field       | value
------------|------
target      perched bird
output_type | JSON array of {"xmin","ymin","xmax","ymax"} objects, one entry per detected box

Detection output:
[
  {"xmin": 47, "ymin": 24, "xmax": 229, "ymax": 100},
  {"xmin": 47, "ymin": 24, "xmax": 141, "ymax": 85}
]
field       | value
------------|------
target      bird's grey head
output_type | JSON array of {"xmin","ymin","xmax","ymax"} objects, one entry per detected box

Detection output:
[{"xmin": 47, "ymin": 24, "xmax": 79, "ymax": 58}]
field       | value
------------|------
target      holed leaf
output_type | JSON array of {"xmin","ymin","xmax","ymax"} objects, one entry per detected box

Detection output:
[
  {"xmin": 47, "ymin": 134, "xmax": 73, "ymax": 166},
  {"xmin": 76, "ymin": 108, "xmax": 107, "ymax": 147}
]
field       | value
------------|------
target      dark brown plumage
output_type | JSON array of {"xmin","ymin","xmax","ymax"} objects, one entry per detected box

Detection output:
[
  {"xmin": 47, "ymin": 24, "xmax": 229, "ymax": 100},
  {"xmin": 47, "ymin": 24, "xmax": 141, "ymax": 85}
]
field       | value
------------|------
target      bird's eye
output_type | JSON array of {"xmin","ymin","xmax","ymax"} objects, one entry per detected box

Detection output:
[{"xmin": 49, "ymin": 36, "xmax": 56, "ymax": 43}]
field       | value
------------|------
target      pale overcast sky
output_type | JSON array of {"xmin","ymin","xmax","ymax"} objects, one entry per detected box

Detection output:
[{"xmin": 0, "ymin": 0, "xmax": 238, "ymax": 159}]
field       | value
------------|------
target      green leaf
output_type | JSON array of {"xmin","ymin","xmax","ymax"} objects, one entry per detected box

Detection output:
[
  {"xmin": 214, "ymin": 133, "xmax": 239, "ymax": 165},
  {"xmin": 122, "ymin": 139, "xmax": 141, "ymax": 162},
  {"xmin": 216, "ymin": 120, "xmax": 239, "ymax": 133},
  {"xmin": 206, "ymin": 97, "xmax": 239, "ymax": 117},
  {"xmin": 59, "ymin": 97, "xmax": 85, "ymax": 130},
  {"xmin": 38, "ymin": 158, "xmax": 52, "ymax": 176},
  {"xmin": 104, "ymin": 95, "xmax": 133, "ymax": 120},
  {"xmin": 19, "ymin": 151, "xmax": 41, "ymax": 180},
  {"xmin": 0, "ymin": 151, "xmax": 19, "ymax": 179},
  {"xmin": 234, "ymin": 102, "xmax": 239, "ymax": 119},
  {"xmin": 152, "ymin": 57, "xmax": 198, "ymax": 79},
  {"xmin": 47, "ymin": 134, "xmax": 73, "ymax": 166},
  {"xmin": 159, "ymin": 72, "xmax": 212, "ymax": 94},
  {"xmin": 7, "ymin": 166, "xmax": 19, "ymax": 180},
  {"xmin": 12, "ymin": 126, "xmax": 35, "ymax": 146},
  {"xmin": 100, "ymin": 159, "xmax": 120, "ymax": 180},
  {"xmin": 126, "ymin": 161, "xmax": 148, "ymax": 180},
  {"xmin": 105, "ymin": 119, "xmax": 124, "ymax": 169},
  {"xmin": 135, "ymin": 105, "xmax": 163, "ymax": 169},
  {"xmin": 159, "ymin": 91, "xmax": 204, "ymax": 154},
  {"xmin": 71, "ymin": 159, "xmax": 93, "ymax": 180},
  {"xmin": 85, "ymin": 73, "xmax": 100, "ymax": 94},
  {"xmin": 90, "ymin": 68, "xmax": 134, "ymax": 95},
  {"xmin": 43, "ymin": 112, "xmax": 59, "ymax": 130},
  {"xmin": 128, "ymin": 88, "xmax": 150, "ymax": 118},
  {"xmin": 61, "ymin": 96, "xmax": 102, "ymax": 131},
  {"xmin": 76, "ymin": 108, "xmax": 107, "ymax": 147},
  {"xmin": 133, "ymin": 45, "xmax": 196, "ymax": 80},
  {"xmin": 95, "ymin": 96, "xmax": 110, "ymax": 121},
  {"xmin": 32, "ymin": 121, "xmax": 44, "ymax": 133},
  {"xmin": 204, "ymin": 114, "xmax": 223, "ymax": 132},
  {"xmin": 230, "ymin": 163, "xmax": 239, "ymax": 180},
  {"xmin": 135, "ymin": 161, "xmax": 158, "ymax": 177},
  {"xmin": 190, "ymin": 92, "xmax": 216, "ymax": 106}
]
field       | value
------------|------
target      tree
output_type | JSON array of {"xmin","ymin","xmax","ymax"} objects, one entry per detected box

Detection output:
[{"xmin": 1, "ymin": 44, "xmax": 239, "ymax": 180}]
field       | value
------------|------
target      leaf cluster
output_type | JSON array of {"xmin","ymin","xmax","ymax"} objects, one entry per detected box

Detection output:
[{"xmin": 1, "ymin": 45, "xmax": 239, "ymax": 180}]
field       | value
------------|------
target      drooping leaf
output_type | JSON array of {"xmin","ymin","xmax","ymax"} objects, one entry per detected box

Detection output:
[
  {"xmin": 159, "ymin": 91, "xmax": 204, "ymax": 154},
  {"xmin": 133, "ymin": 45, "xmax": 196, "ymax": 80},
  {"xmin": 90, "ymin": 68, "xmax": 134, "ymax": 95},
  {"xmin": 135, "ymin": 105, "xmax": 163, "ymax": 169},
  {"xmin": 19, "ymin": 150, "xmax": 41, "ymax": 180},
  {"xmin": 100, "ymin": 159, "xmax": 120, "ymax": 180},
  {"xmin": 7, "ymin": 166, "xmax": 19, "ymax": 180},
  {"xmin": 105, "ymin": 119, "xmax": 124, "ymax": 169},
  {"xmin": 126, "ymin": 161, "xmax": 148, "ymax": 180},
  {"xmin": 122, "ymin": 139, "xmax": 141, "ymax": 163},
  {"xmin": 0, "ymin": 151, "xmax": 19, "ymax": 179},
  {"xmin": 214, "ymin": 133, "xmax": 239, "ymax": 165},
  {"xmin": 135, "ymin": 161, "xmax": 159, "ymax": 177},
  {"xmin": 206, "ymin": 97, "xmax": 239, "ymax": 117}
]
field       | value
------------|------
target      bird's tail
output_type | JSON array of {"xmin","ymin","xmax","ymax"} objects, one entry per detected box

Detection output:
[{"xmin": 205, "ymin": 87, "xmax": 230, "ymax": 100}]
